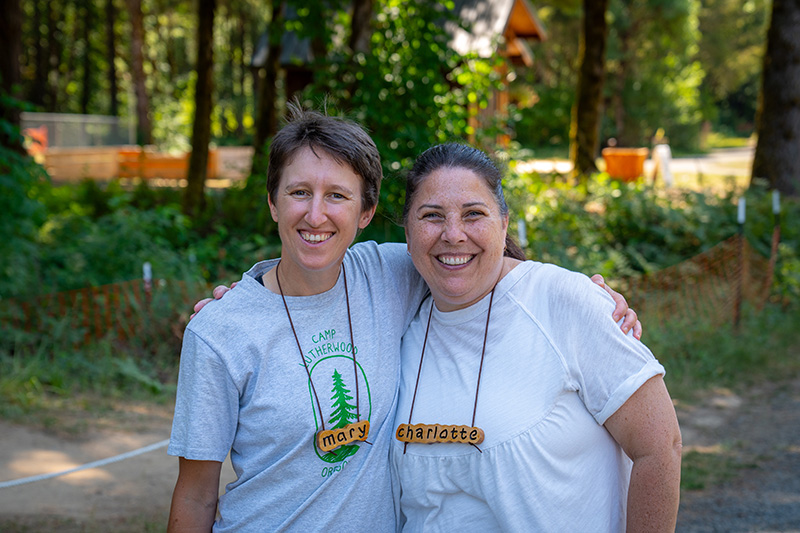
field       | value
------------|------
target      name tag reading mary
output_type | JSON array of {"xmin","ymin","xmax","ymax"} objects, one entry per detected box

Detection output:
[{"xmin": 317, "ymin": 420, "xmax": 370, "ymax": 452}]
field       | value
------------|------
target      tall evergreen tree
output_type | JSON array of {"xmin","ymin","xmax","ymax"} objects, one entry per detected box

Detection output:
[
  {"xmin": 349, "ymin": 0, "xmax": 373, "ymax": 54},
  {"xmin": 125, "ymin": 0, "xmax": 152, "ymax": 144},
  {"xmin": 80, "ymin": 0, "xmax": 95, "ymax": 115},
  {"xmin": 184, "ymin": 0, "xmax": 216, "ymax": 218},
  {"xmin": 1, "ymin": 0, "xmax": 25, "ymax": 154},
  {"xmin": 570, "ymin": 0, "xmax": 609, "ymax": 178},
  {"xmin": 751, "ymin": 0, "xmax": 800, "ymax": 196},
  {"xmin": 106, "ymin": 0, "xmax": 120, "ymax": 117},
  {"xmin": 251, "ymin": 0, "xmax": 285, "ymax": 176}
]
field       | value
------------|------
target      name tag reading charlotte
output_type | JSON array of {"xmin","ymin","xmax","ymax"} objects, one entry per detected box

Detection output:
[{"xmin": 396, "ymin": 423, "xmax": 484, "ymax": 445}]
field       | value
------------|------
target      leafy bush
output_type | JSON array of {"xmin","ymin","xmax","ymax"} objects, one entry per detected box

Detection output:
[
  {"xmin": 0, "ymin": 108, "xmax": 49, "ymax": 299},
  {"xmin": 504, "ymin": 170, "xmax": 742, "ymax": 278}
]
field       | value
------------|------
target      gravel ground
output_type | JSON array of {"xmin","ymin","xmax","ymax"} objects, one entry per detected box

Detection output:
[
  {"xmin": 2, "ymin": 376, "xmax": 798, "ymax": 531},
  {"xmin": 676, "ymin": 378, "xmax": 800, "ymax": 532}
]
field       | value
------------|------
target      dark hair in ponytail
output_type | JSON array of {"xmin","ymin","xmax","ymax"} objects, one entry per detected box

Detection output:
[{"xmin": 403, "ymin": 143, "xmax": 526, "ymax": 261}]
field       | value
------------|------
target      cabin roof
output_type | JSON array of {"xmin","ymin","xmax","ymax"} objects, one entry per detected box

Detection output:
[{"xmin": 448, "ymin": 0, "xmax": 545, "ymax": 61}]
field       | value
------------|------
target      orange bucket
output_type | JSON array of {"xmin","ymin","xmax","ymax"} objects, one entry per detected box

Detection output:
[{"xmin": 602, "ymin": 148, "xmax": 649, "ymax": 182}]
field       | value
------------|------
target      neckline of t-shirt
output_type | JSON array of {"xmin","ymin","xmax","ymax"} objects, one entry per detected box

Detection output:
[
  {"xmin": 242, "ymin": 256, "xmax": 349, "ymax": 309},
  {"xmin": 429, "ymin": 260, "xmax": 536, "ymax": 325}
]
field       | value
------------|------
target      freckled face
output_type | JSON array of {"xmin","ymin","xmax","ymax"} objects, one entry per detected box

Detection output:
[
  {"xmin": 405, "ymin": 167, "xmax": 509, "ymax": 312},
  {"xmin": 269, "ymin": 146, "xmax": 375, "ymax": 288}
]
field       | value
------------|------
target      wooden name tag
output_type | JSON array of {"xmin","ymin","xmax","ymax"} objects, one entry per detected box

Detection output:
[
  {"xmin": 317, "ymin": 420, "xmax": 370, "ymax": 452},
  {"xmin": 396, "ymin": 423, "xmax": 484, "ymax": 445}
]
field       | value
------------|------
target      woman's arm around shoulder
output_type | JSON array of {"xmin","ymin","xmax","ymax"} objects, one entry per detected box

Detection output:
[
  {"xmin": 167, "ymin": 458, "xmax": 222, "ymax": 532},
  {"xmin": 604, "ymin": 375, "xmax": 682, "ymax": 532}
]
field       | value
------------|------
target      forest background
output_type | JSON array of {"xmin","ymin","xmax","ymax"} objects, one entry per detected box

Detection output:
[{"xmin": 1, "ymin": 0, "xmax": 799, "ymax": 445}]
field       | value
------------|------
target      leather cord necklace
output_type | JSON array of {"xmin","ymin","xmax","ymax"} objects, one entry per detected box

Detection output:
[
  {"xmin": 397, "ymin": 284, "xmax": 497, "ymax": 454},
  {"xmin": 276, "ymin": 261, "xmax": 370, "ymax": 453}
]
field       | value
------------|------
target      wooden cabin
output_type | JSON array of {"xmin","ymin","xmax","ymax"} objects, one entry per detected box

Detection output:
[
  {"xmin": 447, "ymin": 0, "xmax": 547, "ymax": 143},
  {"xmin": 448, "ymin": 0, "xmax": 546, "ymax": 67}
]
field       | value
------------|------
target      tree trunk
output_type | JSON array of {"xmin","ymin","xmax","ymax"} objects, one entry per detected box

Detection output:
[
  {"xmin": 80, "ymin": 0, "xmax": 94, "ymax": 115},
  {"xmin": 63, "ymin": 5, "xmax": 83, "ymax": 109},
  {"xmin": 252, "ymin": 0, "xmax": 285, "ymax": 176},
  {"xmin": 106, "ymin": 0, "xmax": 119, "ymax": 117},
  {"xmin": 31, "ymin": 0, "xmax": 48, "ymax": 107},
  {"xmin": 570, "ymin": 0, "xmax": 610, "ymax": 178},
  {"xmin": 349, "ymin": 0, "xmax": 373, "ymax": 54},
  {"xmin": 126, "ymin": 0, "xmax": 152, "ymax": 145},
  {"xmin": 751, "ymin": 0, "xmax": 800, "ymax": 196},
  {"xmin": 184, "ymin": 0, "xmax": 216, "ymax": 218},
  {"xmin": 46, "ymin": 0, "xmax": 60, "ymax": 111},
  {"xmin": 224, "ymin": 8, "xmax": 237, "ymax": 137},
  {"xmin": 0, "ymin": 0, "xmax": 26, "ymax": 154},
  {"xmin": 612, "ymin": 9, "xmax": 632, "ymax": 146},
  {"xmin": 346, "ymin": 0, "xmax": 373, "ymax": 99},
  {"xmin": 235, "ymin": 5, "xmax": 246, "ymax": 139}
]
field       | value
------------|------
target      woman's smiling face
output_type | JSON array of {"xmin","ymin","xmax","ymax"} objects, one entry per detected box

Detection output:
[
  {"xmin": 269, "ymin": 146, "xmax": 375, "ymax": 292},
  {"xmin": 405, "ymin": 166, "xmax": 509, "ymax": 312}
]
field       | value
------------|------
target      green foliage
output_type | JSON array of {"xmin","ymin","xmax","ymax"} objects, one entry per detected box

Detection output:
[
  {"xmin": 22, "ymin": 187, "xmax": 197, "ymax": 294},
  {"xmin": 511, "ymin": 83, "xmax": 575, "ymax": 149},
  {"xmin": 697, "ymin": 0, "xmax": 770, "ymax": 135},
  {"xmin": 519, "ymin": 0, "xmax": 767, "ymax": 153},
  {"xmin": 0, "ymin": 323, "xmax": 174, "ymax": 420},
  {"xmin": 603, "ymin": 0, "xmax": 704, "ymax": 150},
  {"xmin": 0, "ymin": 97, "xmax": 49, "ymax": 299},
  {"xmin": 294, "ymin": 0, "xmax": 505, "ymax": 237},
  {"xmin": 0, "ymin": 270, "xmax": 208, "ymax": 418},
  {"xmin": 511, "ymin": 2, "xmax": 581, "ymax": 151},
  {"xmin": 0, "ymin": 343, "xmax": 174, "ymax": 420},
  {"xmin": 648, "ymin": 302, "xmax": 800, "ymax": 401},
  {"xmin": 17, "ymin": 0, "xmax": 770, "ymax": 157},
  {"xmin": 504, "ymin": 169, "xmax": 743, "ymax": 278},
  {"xmin": 742, "ymin": 181, "xmax": 800, "ymax": 303}
]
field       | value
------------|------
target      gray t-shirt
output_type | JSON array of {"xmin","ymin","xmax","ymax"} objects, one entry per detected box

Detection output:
[{"xmin": 169, "ymin": 241, "xmax": 426, "ymax": 532}]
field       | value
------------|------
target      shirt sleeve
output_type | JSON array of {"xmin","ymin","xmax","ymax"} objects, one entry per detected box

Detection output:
[
  {"xmin": 168, "ymin": 327, "xmax": 240, "ymax": 462},
  {"xmin": 352, "ymin": 241, "xmax": 429, "ymax": 330},
  {"xmin": 536, "ymin": 265, "xmax": 665, "ymax": 425}
]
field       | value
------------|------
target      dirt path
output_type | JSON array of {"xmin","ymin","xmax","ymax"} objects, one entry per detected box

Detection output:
[
  {"xmin": 676, "ymin": 378, "xmax": 800, "ymax": 532},
  {"xmin": 1, "ymin": 376, "xmax": 798, "ymax": 532},
  {"xmin": 0, "ymin": 402, "xmax": 233, "ymax": 532}
]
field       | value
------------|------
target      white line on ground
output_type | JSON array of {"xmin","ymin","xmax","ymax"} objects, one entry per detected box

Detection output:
[{"xmin": 0, "ymin": 438, "xmax": 170, "ymax": 489}]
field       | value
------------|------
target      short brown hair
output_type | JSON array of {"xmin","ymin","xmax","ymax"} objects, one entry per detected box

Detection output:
[{"xmin": 267, "ymin": 103, "xmax": 382, "ymax": 211}]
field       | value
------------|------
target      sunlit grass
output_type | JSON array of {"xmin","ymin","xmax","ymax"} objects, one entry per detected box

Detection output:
[
  {"xmin": 704, "ymin": 132, "xmax": 754, "ymax": 150},
  {"xmin": 647, "ymin": 303, "xmax": 800, "ymax": 403},
  {"xmin": 681, "ymin": 447, "xmax": 758, "ymax": 490}
]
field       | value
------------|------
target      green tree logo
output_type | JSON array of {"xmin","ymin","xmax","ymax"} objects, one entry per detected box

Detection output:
[
  {"xmin": 319, "ymin": 369, "xmax": 360, "ymax": 463},
  {"xmin": 328, "ymin": 369, "xmax": 358, "ymax": 429}
]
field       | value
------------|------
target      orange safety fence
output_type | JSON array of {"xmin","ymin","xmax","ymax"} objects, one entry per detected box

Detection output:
[
  {"xmin": 2, "ymin": 278, "xmax": 209, "ymax": 347},
  {"xmin": 0, "ymin": 230, "xmax": 779, "ymax": 350},
  {"xmin": 618, "ymin": 227, "xmax": 779, "ymax": 327}
]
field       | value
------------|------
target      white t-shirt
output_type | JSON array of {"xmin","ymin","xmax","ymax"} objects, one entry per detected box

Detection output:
[
  {"xmin": 169, "ymin": 242, "xmax": 427, "ymax": 532},
  {"xmin": 392, "ymin": 261, "xmax": 665, "ymax": 532}
]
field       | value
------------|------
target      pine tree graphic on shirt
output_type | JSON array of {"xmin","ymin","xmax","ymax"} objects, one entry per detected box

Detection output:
[
  {"xmin": 319, "ymin": 369, "xmax": 360, "ymax": 463},
  {"xmin": 328, "ymin": 369, "xmax": 358, "ymax": 428}
]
